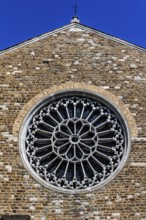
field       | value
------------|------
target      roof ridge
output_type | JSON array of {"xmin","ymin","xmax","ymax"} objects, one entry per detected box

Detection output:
[{"xmin": 0, "ymin": 22, "xmax": 146, "ymax": 55}]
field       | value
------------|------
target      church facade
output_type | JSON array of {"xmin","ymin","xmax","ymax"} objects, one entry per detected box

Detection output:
[{"xmin": 0, "ymin": 19, "xmax": 146, "ymax": 220}]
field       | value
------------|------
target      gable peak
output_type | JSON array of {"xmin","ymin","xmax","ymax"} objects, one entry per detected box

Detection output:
[{"xmin": 71, "ymin": 16, "xmax": 80, "ymax": 24}]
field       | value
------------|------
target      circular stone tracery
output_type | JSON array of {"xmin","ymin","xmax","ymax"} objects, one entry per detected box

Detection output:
[
  {"xmin": 70, "ymin": 135, "xmax": 79, "ymax": 143},
  {"xmin": 20, "ymin": 91, "xmax": 130, "ymax": 193}
]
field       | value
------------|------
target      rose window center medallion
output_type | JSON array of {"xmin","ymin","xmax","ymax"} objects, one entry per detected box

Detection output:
[
  {"xmin": 52, "ymin": 119, "xmax": 98, "ymax": 162},
  {"xmin": 19, "ymin": 90, "xmax": 131, "ymax": 193}
]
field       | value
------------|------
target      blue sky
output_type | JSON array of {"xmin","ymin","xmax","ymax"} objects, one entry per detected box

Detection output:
[{"xmin": 1, "ymin": 0, "xmax": 146, "ymax": 50}]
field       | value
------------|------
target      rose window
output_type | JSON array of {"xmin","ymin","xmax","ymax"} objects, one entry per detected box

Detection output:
[{"xmin": 19, "ymin": 90, "xmax": 130, "ymax": 193}]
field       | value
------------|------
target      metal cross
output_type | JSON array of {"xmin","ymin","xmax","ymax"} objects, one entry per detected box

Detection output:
[{"xmin": 73, "ymin": 2, "xmax": 79, "ymax": 17}]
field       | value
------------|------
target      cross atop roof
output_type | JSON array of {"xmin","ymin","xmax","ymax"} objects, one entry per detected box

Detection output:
[
  {"xmin": 73, "ymin": 3, "xmax": 79, "ymax": 17},
  {"xmin": 71, "ymin": 2, "xmax": 80, "ymax": 23}
]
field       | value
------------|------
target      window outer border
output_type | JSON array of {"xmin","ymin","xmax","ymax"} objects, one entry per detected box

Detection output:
[{"xmin": 19, "ymin": 89, "xmax": 131, "ymax": 194}]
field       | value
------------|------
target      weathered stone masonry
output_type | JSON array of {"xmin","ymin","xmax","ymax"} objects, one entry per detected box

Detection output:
[{"xmin": 0, "ymin": 22, "xmax": 146, "ymax": 219}]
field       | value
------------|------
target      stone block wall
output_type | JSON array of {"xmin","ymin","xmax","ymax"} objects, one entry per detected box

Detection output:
[{"xmin": 0, "ymin": 23, "xmax": 146, "ymax": 220}]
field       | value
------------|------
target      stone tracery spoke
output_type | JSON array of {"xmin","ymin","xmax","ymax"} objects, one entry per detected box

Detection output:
[
  {"xmin": 35, "ymin": 144, "xmax": 52, "ymax": 152},
  {"xmin": 97, "ymin": 144, "xmax": 115, "ymax": 152}
]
